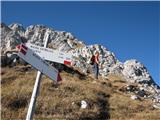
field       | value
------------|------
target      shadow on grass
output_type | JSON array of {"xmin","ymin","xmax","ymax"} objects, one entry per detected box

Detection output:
[
  {"xmin": 63, "ymin": 66, "xmax": 86, "ymax": 80},
  {"xmin": 8, "ymin": 98, "xmax": 28, "ymax": 110},
  {"xmin": 1, "ymin": 76, "xmax": 17, "ymax": 84}
]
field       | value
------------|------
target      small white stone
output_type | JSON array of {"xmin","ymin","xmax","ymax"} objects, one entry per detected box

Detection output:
[
  {"xmin": 130, "ymin": 95, "xmax": 138, "ymax": 100},
  {"xmin": 81, "ymin": 100, "xmax": 87, "ymax": 109}
]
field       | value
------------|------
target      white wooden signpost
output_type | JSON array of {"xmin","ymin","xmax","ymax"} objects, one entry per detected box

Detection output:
[
  {"xmin": 17, "ymin": 43, "xmax": 61, "ymax": 82},
  {"xmin": 16, "ymin": 33, "xmax": 66, "ymax": 120},
  {"xmin": 26, "ymin": 43, "xmax": 72, "ymax": 65}
]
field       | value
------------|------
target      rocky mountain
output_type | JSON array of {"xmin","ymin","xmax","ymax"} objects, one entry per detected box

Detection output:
[{"xmin": 1, "ymin": 23, "xmax": 160, "ymax": 109}]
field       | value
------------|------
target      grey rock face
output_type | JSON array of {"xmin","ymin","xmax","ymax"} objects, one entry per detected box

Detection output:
[
  {"xmin": 70, "ymin": 44, "xmax": 118, "ymax": 75},
  {"xmin": 122, "ymin": 59, "xmax": 153, "ymax": 84},
  {"xmin": 109, "ymin": 62, "xmax": 124, "ymax": 75},
  {"xmin": 25, "ymin": 25, "xmax": 51, "ymax": 46},
  {"xmin": 1, "ymin": 23, "xmax": 22, "ymax": 53},
  {"xmin": 25, "ymin": 25, "xmax": 84, "ymax": 51},
  {"xmin": 1, "ymin": 23, "xmax": 12, "ymax": 49},
  {"xmin": 9, "ymin": 23, "xmax": 25, "ymax": 37}
]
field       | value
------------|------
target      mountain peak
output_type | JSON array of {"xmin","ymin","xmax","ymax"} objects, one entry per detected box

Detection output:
[{"xmin": 9, "ymin": 23, "xmax": 25, "ymax": 37}]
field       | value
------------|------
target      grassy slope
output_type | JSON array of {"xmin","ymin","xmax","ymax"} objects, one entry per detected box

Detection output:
[{"xmin": 1, "ymin": 65, "xmax": 160, "ymax": 120}]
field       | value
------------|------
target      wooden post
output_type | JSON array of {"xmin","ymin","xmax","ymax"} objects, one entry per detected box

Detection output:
[{"xmin": 26, "ymin": 32, "xmax": 50, "ymax": 120}]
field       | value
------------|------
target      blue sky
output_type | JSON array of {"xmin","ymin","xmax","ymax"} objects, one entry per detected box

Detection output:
[{"xmin": 1, "ymin": 1, "xmax": 160, "ymax": 85}]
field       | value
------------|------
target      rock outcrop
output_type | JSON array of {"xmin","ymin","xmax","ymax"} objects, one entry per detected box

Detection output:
[
  {"xmin": 25, "ymin": 24, "xmax": 84, "ymax": 51},
  {"xmin": 122, "ymin": 59, "xmax": 153, "ymax": 83}
]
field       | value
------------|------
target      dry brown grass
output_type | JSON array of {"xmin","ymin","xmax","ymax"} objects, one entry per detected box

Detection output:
[
  {"xmin": 108, "ymin": 74, "xmax": 160, "ymax": 120},
  {"xmin": 1, "ymin": 65, "xmax": 160, "ymax": 120}
]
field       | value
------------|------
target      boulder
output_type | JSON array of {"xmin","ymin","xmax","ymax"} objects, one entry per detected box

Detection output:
[
  {"xmin": 81, "ymin": 100, "xmax": 88, "ymax": 109},
  {"xmin": 122, "ymin": 59, "xmax": 153, "ymax": 84},
  {"xmin": 130, "ymin": 95, "xmax": 139, "ymax": 100}
]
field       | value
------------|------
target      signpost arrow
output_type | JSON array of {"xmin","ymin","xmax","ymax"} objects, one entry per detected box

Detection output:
[
  {"xmin": 17, "ymin": 43, "xmax": 61, "ymax": 82},
  {"xmin": 26, "ymin": 43, "xmax": 72, "ymax": 65}
]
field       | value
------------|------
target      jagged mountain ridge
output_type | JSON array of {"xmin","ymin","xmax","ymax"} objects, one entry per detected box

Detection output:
[
  {"xmin": 1, "ymin": 23, "xmax": 84, "ymax": 51},
  {"xmin": 0, "ymin": 23, "xmax": 157, "ymax": 84}
]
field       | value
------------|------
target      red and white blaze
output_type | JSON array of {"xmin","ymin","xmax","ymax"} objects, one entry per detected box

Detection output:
[
  {"xmin": 18, "ymin": 44, "xmax": 28, "ymax": 55},
  {"xmin": 64, "ymin": 60, "xmax": 71, "ymax": 65},
  {"xmin": 17, "ymin": 43, "xmax": 62, "ymax": 82}
]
